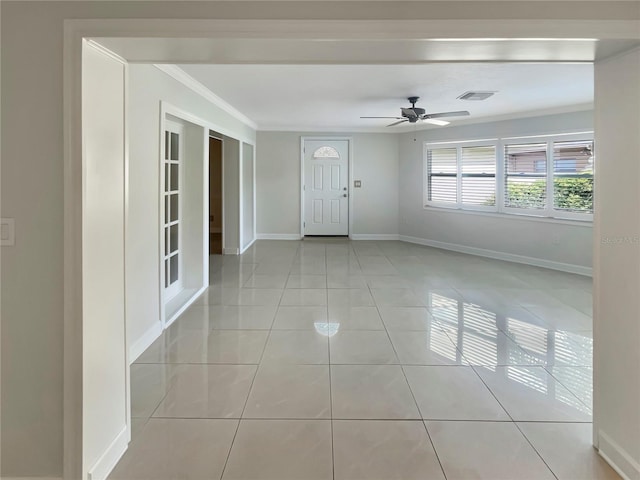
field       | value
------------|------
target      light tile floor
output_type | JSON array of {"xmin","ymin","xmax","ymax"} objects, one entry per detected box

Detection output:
[{"xmin": 110, "ymin": 239, "xmax": 620, "ymax": 480}]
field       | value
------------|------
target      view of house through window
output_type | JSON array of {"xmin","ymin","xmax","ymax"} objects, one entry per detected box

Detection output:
[{"xmin": 425, "ymin": 134, "xmax": 593, "ymax": 220}]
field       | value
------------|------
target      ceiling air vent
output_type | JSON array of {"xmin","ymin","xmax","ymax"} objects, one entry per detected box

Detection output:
[{"xmin": 458, "ymin": 91, "xmax": 496, "ymax": 101}]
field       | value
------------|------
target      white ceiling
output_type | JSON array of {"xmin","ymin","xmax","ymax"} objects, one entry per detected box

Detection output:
[
  {"xmin": 94, "ymin": 35, "xmax": 617, "ymax": 132},
  {"xmin": 178, "ymin": 63, "xmax": 593, "ymax": 131}
]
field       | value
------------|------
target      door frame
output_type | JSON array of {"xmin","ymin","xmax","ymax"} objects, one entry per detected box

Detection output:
[
  {"xmin": 300, "ymin": 136, "xmax": 354, "ymax": 238},
  {"xmin": 240, "ymin": 141, "xmax": 258, "ymax": 253}
]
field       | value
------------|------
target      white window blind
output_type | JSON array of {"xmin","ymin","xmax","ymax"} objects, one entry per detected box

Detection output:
[
  {"xmin": 504, "ymin": 143, "xmax": 547, "ymax": 210},
  {"xmin": 461, "ymin": 145, "xmax": 496, "ymax": 206},
  {"xmin": 553, "ymin": 140, "xmax": 593, "ymax": 214},
  {"xmin": 426, "ymin": 147, "xmax": 458, "ymax": 204},
  {"xmin": 425, "ymin": 133, "xmax": 593, "ymax": 221}
]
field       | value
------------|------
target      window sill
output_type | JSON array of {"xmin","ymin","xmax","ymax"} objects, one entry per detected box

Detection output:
[{"xmin": 422, "ymin": 205, "xmax": 593, "ymax": 227}]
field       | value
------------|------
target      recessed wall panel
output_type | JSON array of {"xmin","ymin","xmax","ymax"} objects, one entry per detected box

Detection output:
[
  {"xmin": 313, "ymin": 199, "xmax": 323, "ymax": 224},
  {"xmin": 331, "ymin": 164, "xmax": 340, "ymax": 191},
  {"xmin": 313, "ymin": 164, "xmax": 323, "ymax": 190},
  {"xmin": 331, "ymin": 199, "xmax": 340, "ymax": 223}
]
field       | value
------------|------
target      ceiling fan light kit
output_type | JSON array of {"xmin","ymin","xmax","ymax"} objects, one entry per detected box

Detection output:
[{"xmin": 360, "ymin": 96, "xmax": 470, "ymax": 127}]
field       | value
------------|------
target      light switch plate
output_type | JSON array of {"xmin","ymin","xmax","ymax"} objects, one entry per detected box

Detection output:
[
  {"xmin": 1, "ymin": 218, "xmax": 15, "ymax": 246},
  {"xmin": 354, "ymin": 180, "xmax": 362, "ymax": 188}
]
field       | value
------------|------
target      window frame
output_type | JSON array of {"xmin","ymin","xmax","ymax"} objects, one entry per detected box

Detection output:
[
  {"xmin": 423, "ymin": 132, "xmax": 594, "ymax": 222},
  {"xmin": 424, "ymin": 139, "xmax": 499, "ymax": 213}
]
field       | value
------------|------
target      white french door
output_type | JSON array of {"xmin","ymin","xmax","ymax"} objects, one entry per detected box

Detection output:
[
  {"xmin": 163, "ymin": 120, "xmax": 183, "ymax": 300},
  {"xmin": 303, "ymin": 139, "xmax": 349, "ymax": 236}
]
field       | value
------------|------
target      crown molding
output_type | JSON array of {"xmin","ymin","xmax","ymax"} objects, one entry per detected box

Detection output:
[{"xmin": 153, "ymin": 64, "xmax": 258, "ymax": 130}]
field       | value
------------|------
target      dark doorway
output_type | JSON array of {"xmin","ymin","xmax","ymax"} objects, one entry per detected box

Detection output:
[{"xmin": 209, "ymin": 136, "xmax": 223, "ymax": 254}]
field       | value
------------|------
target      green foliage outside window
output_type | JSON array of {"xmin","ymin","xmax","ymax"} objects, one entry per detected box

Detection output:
[
  {"xmin": 553, "ymin": 176, "xmax": 593, "ymax": 212},
  {"xmin": 487, "ymin": 174, "xmax": 593, "ymax": 213}
]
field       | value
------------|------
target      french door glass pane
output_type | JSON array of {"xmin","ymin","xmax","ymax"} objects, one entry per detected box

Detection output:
[
  {"xmin": 170, "ymin": 164, "xmax": 179, "ymax": 191},
  {"xmin": 165, "ymin": 228, "xmax": 170, "ymax": 256},
  {"xmin": 164, "ymin": 195, "xmax": 169, "ymax": 224},
  {"xmin": 169, "ymin": 255, "xmax": 179, "ymax": 284},
  {"xmin": 165, "ymin": 259, "xmax": 170, "ymax": 287},
  {"xmin": 169, "ymin": 224, "xmax": 179, "ymax": 253},
  {"xmin": 170, "ymin": 133, "xmax": 179, "ymax": 160},
  {"xmin": 169, "ymin": 194, "xmax": 179, "ymax": 222},
  {"xmin": 165, "ymin": 132, "xmax": 169, "ymax": 161}
]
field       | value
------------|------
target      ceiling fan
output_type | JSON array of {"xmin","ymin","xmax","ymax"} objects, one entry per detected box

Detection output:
[{"xmin": 361, "ymin": 96, "xmax": 470, "ymax": 127}]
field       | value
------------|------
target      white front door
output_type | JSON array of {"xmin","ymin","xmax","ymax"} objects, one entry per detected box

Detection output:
[{"xmin": 303, "ymin": 139, "xmax": 349, "ymax": 236}]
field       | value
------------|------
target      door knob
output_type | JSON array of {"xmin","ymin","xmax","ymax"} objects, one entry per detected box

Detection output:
[{"xmin": 343, "ymin": 194, "xmax": 348, "ymax": 197}]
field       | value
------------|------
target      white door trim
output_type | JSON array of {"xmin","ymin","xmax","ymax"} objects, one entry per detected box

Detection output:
[{"xmin": 300, "ymin": 136, "xmax": 353, "ymax": 238}]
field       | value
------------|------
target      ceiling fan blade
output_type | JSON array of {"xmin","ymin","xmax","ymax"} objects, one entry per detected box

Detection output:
[
  {"xmin": 422, "ymin": 118, "xmax": 450, "ymax": 126},
  {"xmin": 360, "ymin": 116, "xmax": 404, "ymax": 119},
  {"xmin": 425, "ymin": 110, "xmax": 470, "ymax": 119},
  {"xmin": 401, "ymin": 107, "xmax": 418, "ymax": 118},
  {"xmin": 387, "ymin": 119, "xmax": 409, "ymax": 127}
]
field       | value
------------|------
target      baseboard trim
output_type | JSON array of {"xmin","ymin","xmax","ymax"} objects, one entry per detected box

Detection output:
[
  {"xmin": 87, "ymin": 426, "xmax": 128, "ymax": 480},
  {"xmin": 256, "ymin": 233, "xmax": 301, "ymax": 240},
  {"xmin": 165, "ymin": 285, "xmax": 208, "ymax": 329},
  {"xmin": 240, "ymin": 237, "xmax": 256, "ymax": 254},
  {"xmin": 399, "ymin": 235, "xmax": 593, "ymax": 276},
  {"xmin": 223, "ymin": 247, "xmax": 239, "ymax": 255},
  {"xmin": 350, "ymin": 234, "xmax": 400, "ymax": 240},
  {"xmin": 129, "ymin": 321, "xmax": 162, "ymax": 364},
  {"xmin": 598, "ymin": 430, "xmax": 640, "ymax": 480}
]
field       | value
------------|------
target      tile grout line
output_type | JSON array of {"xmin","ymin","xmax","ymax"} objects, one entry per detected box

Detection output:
[
  {"xmin": 366, "ymin": 247, "xmax": 449, "ymax": 480},
  {"xmin": 367, "ymin": 248, "xmax": 447, "ymax": 480},
  {"xmin": 146, "ymin": 414, "xmax": 589, "ymax": 422},
  {"xmin": 325, "ymin": 246, "xmax": 336, "ymax": 480},
  {"xmin": 217, "ymin": 244, "xmax": 290, "ymax": 480},
  {"xmin": 469, "ymin": 364, "xmax": 560, "ymax": 480},
  {"xmin": 543, "ymin": 365, "xmax": 593, "ymax": 413}
]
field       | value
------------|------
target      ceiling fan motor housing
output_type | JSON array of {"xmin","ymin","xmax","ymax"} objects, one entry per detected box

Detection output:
[
  {"xmin": 403, "ymin": 106, "xmax": 425, "ymax": 122},
  {"xmin": 404, "ymin": 97, "xmax": 425, "ymax": 121}
]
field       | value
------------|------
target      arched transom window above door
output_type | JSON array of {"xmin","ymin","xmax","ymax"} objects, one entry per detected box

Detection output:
[{"xmin": 313, "ymin": 146, "xmax": 340, "ymax": 159}]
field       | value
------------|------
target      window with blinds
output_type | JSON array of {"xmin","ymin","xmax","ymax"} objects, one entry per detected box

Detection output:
[
  {"xmin": 504, "ymin": 143, "xmax": 547, "ymax": 210},
  {"xmin": 426, "ymin": 147, "xmax": 458, "ymax": 204},
  {"xmin": 424, "ymin": 133, "xmax": 593, "ymax": 221},
  {"xmin": 426, "ymin": 144, "xmax": 496, "ymax": 210},
  {"xmin": 553, "ymin": 140, "xmax": 593, "ymax": 214},
  {"xmin": 461, "ymin": 146, "xmax": 496, "ymax": 206}
]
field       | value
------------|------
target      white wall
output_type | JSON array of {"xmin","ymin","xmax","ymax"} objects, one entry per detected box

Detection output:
[
  {"xmin": 181, "ymin": 120, "xmax": 206, "ymax": 290},
  {"xmin": 256, "ymin": 132, "xmax": 399, "ymax": 236},
  {"xmin": 127, "ymin": 64, "xmax": 255, "ymax": 358},
  {"xmin": 242, "ymin": 142, "xmax": 255, "ymax": 250},
  {"xmin": 221, "ymin": 135, "xmax": 240, "ymax": 253},
  {"xmin": 81, "ymin": 43, "xmax": 128, "ymax": 480},
  {"xmin": 593, "ymin": 47, "xmax": 640, "ymax": 480},
  {"xmin": 398, "ymin": 111, "xmax": 594, "ymax": 271}
]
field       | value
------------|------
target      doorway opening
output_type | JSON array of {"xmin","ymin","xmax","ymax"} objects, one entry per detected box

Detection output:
[{"xmin": 209, "ymin": 136, "xmax": 223, "ymax": 255}]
